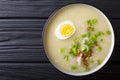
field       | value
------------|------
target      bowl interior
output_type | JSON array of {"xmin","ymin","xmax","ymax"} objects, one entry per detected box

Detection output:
[{"xmin": 43, "ymin": 4, "xmax": 115, "ymax": 76}]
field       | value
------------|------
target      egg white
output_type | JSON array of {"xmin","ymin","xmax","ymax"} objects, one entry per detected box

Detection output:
[{"xmin": 55, "ymin": 20, "xmax": 76, "ymax": 40}]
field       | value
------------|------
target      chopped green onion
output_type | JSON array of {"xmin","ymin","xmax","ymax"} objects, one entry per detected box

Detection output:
[
  {"xmin": 85, "ymin": 67, "xmax": 90, "ymax": 72},
  {"xmin": 87, "ymin": 18, "xmax": 98, "ymax": 26},
  {"xmin": 87, "ymin": 20, "xmax": 92, "ymax": 26},
  {"xmin": 68, "ymin": 44, "xmax": 80, "ymax": 56},
  {"xmin": 73, "ymin": 37, "xmax": 80, "ymax": 43},
  {"xmin": 91, "ymin": 27, "xmax": 95, "ymax": 31},
  {"xmin": 86, "ymin": 46, "xmax": 91, "ymax": 53},
  {"xmin": 106, "ymin": 30, "xmax": 111, "ymax": 35},
  {"xmin": 97, "ymin": 59, "xmax": 101, "ymax": 65},
  {"xmin": 96, "ymin": 46, "xmax": 102, "ymax": 52},
  {"xmin": 82, "ymin": 39, "xmax": 88, "ymax": 44},
  {"xmin": 81, "ymin": 46, "xmax": 86, "ymax": 52},
  {"xmin": 98, "ymin": 32, "xmax": 102, "ymax": 36},
  {"xmin": 87, "ymin": 32, "xmax": 91, "ymax": 37},
  {"xmin": 68, "ymin": 48, "xmax": 72, "ymax": 53},
  {"xmin": 68, "ymin": 48, "xmax": 75, "ymax": 56},
  {"xmin": 101, "ymin": 32, "xmax": 105, "ymax": 35},
  {"xmin": 96, "ymin": 32, "xmax": 101, "ymax": 37},
  {"xmin": 100, "ymin": 39, "xmax": 103, "ymax": 42},
  {"xmin": 60, "ymin": 48, "xmax": 65, "ymax": 53},
  {"xmin": 90, "ymin": 37, "xmax": 97, "ymax": 45},
  {"xmin": 71, "ymin": 65, "xmax": 77, "ymax": 70},
  {"xmin": 95, "ymin": 32, "xmax": 104, "ymax": 37},
  {"xmin": 91, "ymin": 40, "xmax": 97, "ymax": 45},
  {"xmin": 90, "ymin": 35, "xmax": 97, "ymax": 40},
  {"xmin": 82, "ymin": 34, "xmax": 87, "ymax": 38},
  {"xmin": 92, "ymin": 18, "xmax": 98, "ymax": 25},
  {"xmin": 81, "ymin": 45, "xmax": 91, "ymax": 53},
  {"xmin": 64, "ymin": 55, "xmax": 69, "ymax": 61},
  {"xmin": 73, "ymin": 47, "xmax": 77, "ymax": 54},
  {"xmin": 85, "ymin": 57, "xmax": 90, "ymax": 61}
]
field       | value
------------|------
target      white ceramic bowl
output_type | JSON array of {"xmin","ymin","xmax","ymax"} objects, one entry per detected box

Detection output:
[{"xmin": 43, "ymin": 4, "xmax": 115, "ymax": 76}]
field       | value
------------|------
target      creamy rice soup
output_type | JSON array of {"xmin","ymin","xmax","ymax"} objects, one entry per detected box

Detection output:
[{"xmin": 43, "ymin": 4, "xmax": 114, "ymax": 74}]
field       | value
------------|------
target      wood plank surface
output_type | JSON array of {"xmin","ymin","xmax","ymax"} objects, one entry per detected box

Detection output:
[
  {"xmin": 0, "ymin": 62, "xmax": 119, "ymax": 80},
  {"xmin": 0, "ymin": 0, "xmax": 119, "ymax": 18},
  {"xmin": 0, "ymin": 0, "xmax": 119, "ymax": 80}
]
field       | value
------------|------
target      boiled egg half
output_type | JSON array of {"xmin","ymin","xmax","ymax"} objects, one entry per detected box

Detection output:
[{"xmin": 55, "ymin": 21, "xmax": 76, "ymax": 39}]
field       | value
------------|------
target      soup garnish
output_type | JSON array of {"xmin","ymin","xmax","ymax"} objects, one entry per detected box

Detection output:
[
  {"xmin": 106, "ymin": 30, "xmax": 111, "ymax": 35},
  {"xmin": 60, "ymin": 18, "xmax": 111, "ymax": 71},
  {"xmin": 97, "ymin": 59, "xmax": 101, "ymax": 65},
  {"xmin": 71, "ymin": 65, "xmax": 77, "ymax": 70},
  {"xmin": 64, "ymin": 55, "xmax": 69, "ymax": 61},
  {"xmin": 60, "ymin": 48, "xmax": 65, "ymax": 53}
]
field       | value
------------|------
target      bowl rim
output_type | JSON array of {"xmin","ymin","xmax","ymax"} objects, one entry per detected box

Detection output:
[{"xmin": 42, "ymin": 3, "xmax": 115, "ymax": 76}]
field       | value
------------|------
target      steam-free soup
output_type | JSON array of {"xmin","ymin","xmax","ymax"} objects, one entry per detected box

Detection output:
[{"xmin": 43, "ymin": 4, "xmax": 113, "ymax": 74}]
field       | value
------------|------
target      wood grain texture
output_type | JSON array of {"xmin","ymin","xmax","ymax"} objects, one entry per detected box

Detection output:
[
  {"xmin": 0, "ymin": 0, "xmax": 119, "ymax": 80},
  {"xmin": 0, "ymin": 62, "xmax": 119, "ymax": 80},
  {"xmin": 0, "ymin": 0, "xmax": 119, "ymax": 18}
]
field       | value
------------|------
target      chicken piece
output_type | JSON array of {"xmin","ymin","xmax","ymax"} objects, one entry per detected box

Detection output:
[{"xmin": 76, "ymin": 53, "xmax": 83, "ymax": 65}]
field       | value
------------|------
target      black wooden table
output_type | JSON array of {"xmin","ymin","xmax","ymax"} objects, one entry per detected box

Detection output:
[{"xmin": 0, "ymin": 0, "xmax": 119, "ymax": 80}]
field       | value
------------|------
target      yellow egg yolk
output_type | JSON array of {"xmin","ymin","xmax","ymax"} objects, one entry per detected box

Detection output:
[{"xmin": 60, "ymin": 24, "xmax": 73, "ymax": 36}]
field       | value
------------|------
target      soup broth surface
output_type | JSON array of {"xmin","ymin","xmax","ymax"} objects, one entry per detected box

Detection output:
[{"xmin": 44, "ymin": 4, "xmax": 112, "ymax": 73}]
